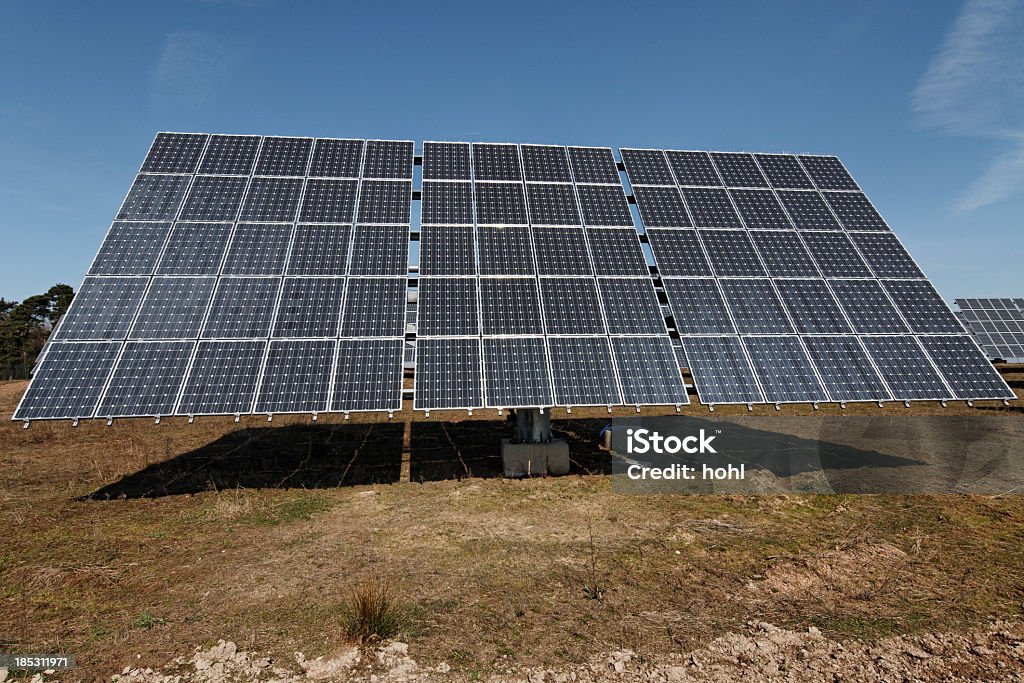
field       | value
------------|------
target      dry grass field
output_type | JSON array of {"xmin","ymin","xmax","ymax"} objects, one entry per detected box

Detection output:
[{"xmin": 2, "ymin": 371, "xmax": 1024, "ymax": 681}]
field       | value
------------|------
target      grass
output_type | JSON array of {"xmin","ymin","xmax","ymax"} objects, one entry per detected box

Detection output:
[
  {"xmin": 132, "ymin": 611, "xmax": 166, "ymax": 629},
  {"xmin": 340, "ymin": 579, "xmax": 407, "ymax": 643}
]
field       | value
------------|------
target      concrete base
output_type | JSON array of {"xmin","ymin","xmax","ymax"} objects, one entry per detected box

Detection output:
[{"xmin": 501, "ymin": 439, "xmax": 570, "ymax": 478}]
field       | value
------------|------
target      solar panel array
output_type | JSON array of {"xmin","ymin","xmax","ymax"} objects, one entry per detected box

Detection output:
[
  {"xmin": 956, "ymin": 299, "xmax": 1024, "ymax": 361},
  {"xmin": 622, "ymin": 149, "xmax": 1013, "ymax": 404},
  {"xmin": 13, "ymin": 134, "xmax": 1016, "ymax": 422},
  {"xmin": 413, "ymin": 142, "xmax": 688, "ymax": 410},
  {"xmin": 15, "ymin": 133, "xmax": 412, "ymax": 420}
]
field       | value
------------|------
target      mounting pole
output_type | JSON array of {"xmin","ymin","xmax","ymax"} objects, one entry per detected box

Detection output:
[{"xmin": 502, "ymin": 408, "xmax": 568, "ymax": 478}]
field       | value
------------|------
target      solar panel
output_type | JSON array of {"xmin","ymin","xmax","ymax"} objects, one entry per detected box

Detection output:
[
  {"xmin": 178, "ymin": 340, "xmax": 265, "ymax": 415},
  {"xmin": 421, "ymin": 181, "xmax": 474, "ymax": 225},
  {"xmin": 332, "ymin": 339, "xmax": 404, "ymax": 411},
  {"xmin": 620, "ymin": 148, "xmax": 674, "ymax": 185},
  {"xmin": 14, "ymin": 342, "xmax": 121, "ymax": 419},
  {"xmin": 525, "ymin": 183, "xmax": 582, "ymax": 226},
  {"xmin": 718, "ymin": 279, "xmax": 793, "ymax": 334},
  {"xmin": 97, "ymin": 341, "xmax": 195, "ymax": 417},
  {"xmin": 141, "ymin": 132, "xmax": 208, "ymax": 174},
  {"xmin": 798, "ymin": 155, "xmax": 859, "ymax": 191},
  {"xmin": 202, "ymin": 277, "xmax": 280, "ymax": 338},
  {"xmin": 348, "ymin": 225, "xmax": 409, "ymax": 276},
  {"xmin": 568, "ymin": 146, "xmax": 620, "ymax": 184},
  {"xmin": 362, "ymin": 140, "xmax": 414, "ymax": 179},
  {"xmin": 532, "ymin": 227, "xmax": 593, "ymax": 276},
  {"xmin": 682, "ymin": 336, "xmax": 763, "ymax": 404},
  {"xmin": 53, "ymin": 277, "xmax": 148, "ymax": 340},
  {"xmin": 700, "ymin": 230, "xmax": 766, "ymax": 276},
  {"xmin": 710, "ymin": 152, "xmax": 769, "ymax": 188},
  {"xmin": 882, "ymin": 280, "xmax": 963, "ymax": 333},
  {"xmin": 423, "ymin": 141, "xmax": 472, "ymax": 180},
  {"xmin": 749, "ymin": 231, "xmax": 818, "ymax": 277},
  {"xmin": 776, "ymin": 190, "xmax": 843, "ymax": 231},
  {"xmin": 308, "ymin": 138, "xmax": 363, "ymax": 178},
  {"xmin": 775, "ymin": 279, "xmax": 852, "ymax": 334},
  {"xmin": 286, "ymin": 224, "xmax": 351, "ymax": 275},
  {"xmin": 418, "ymin": 226, "xmax": 476, "ymax": 276},
  {"xmin": 918, "ymin": 335, "xmax": 1014, "ymax": 400},
  {"xmin": 801, "ymin": 232, "xmax": 872, "ymax": 277},
  {"xmin": 272, "ymin": 278, "xmax": 345, "ymax": 337},
  {"xmin": 156, "ymin": 222, "xmax": 233, "ymax": 274},
  {"xmin": 829, "ymin": 279, "xmax": 910, "ymax": 334},
  {"xmin": 417, "ymin": 278, "xmax": 479, "ymax": 336},
  {"xmin": 340, "ymin": 278, "xmax": 406, "ymax": 337},
  {"xmin": 221, "ymin": 224, "xmax": 293, "ymax": 275},
  {"xmin": 472, "ymin": 143, "xmax": 522, "ymax": 181},
  {"xmin": 742, "ymin": 336, "xmax": 828, "ymax": 403},
  {"xmin": 414, "ymin": 338, "xmax": 483, "ymax": 410},
  {"xmin": 539, "ymin": 278, "xmax": 605, "ymax": 334},
  {"xmin": 729, "ymin": 189, "xmax": 793, "ymax": 230},
  {"xmin": 130, "ymin": 277, "xmax": 216, "ymax": 339},
  {"xmin": 861, "ymin": 336, "xmax": 952, "ymax": 401},
  {"xmin": 576, "ymin": 185, "xmax": 634, "ymax": 226},
  {"xmin": 662, "ymin": 279, "xmax": 735, "ymax": 334},
  {"xmin": 633, "ymin": 186, "xmax": 691, "ymax": 227},
  {"xmin": 254, "ymin": 339, "xmax": 334, "ymax": 413},
  {"xmin": 298, "ymin": 179, "xmax": 357, "ymax": 223},
  {"xmin": 480, "ymin": 279, "xmax": 544, "ymax": 335},
  {"xmin": 179, "ymin": 176, "xmax": 248, "ymax": 220},
  {"xmin": 598, "ymin": 278, "xmax": 667, "ymax": 334},
  {"xmin": 521, "ymin": 145, "xmax": 573, "ymax": 182},
  {"xmin": 753, "ymin": 154, "xmax": 814, "ymax": 189},
  {"xmin": 583, "ymin": 228, "xmax": 648, "ymax": 276},
  {"xmin": 356, "ymin": 180, "xmax": 412, "ymax": 224},
  {"xmin": 665, "ymin": 151, "xmax": 720, "ymax": 187},
  {"xmin": 482, "ymin": 337, "xmax": 553, "ymax": 408},
  {"xmin": 475, "ymin": 182, "xmax": 529, "ymax": 225},
  {"xmin": 680, "ymin": 188, "xmax": 742, "ymax": 228},
  {"xmin": 117, "ymin": 175, "xmax": 191, "ymax": 221},
  {"xmin": 477, "ymin": 226, "xmax": 534, "ymax": 275},
  {"xmin": 645, "ymin": 229, "xmax": 711, "ymax": 276},
  {"xmin": 955, "ymin": 298, "xmax": 1024, "ymax": 360},
  {"xmin": 548, "ymin": 337, "xmax": 621, "ymax": 406},
  {"xmin": 197, "ymin": 135, "xmax": 261, "ymax": 175},
  {"xmin": 823, "ymin": 192, "xmax": 888, "ymax": 231},
  {"xmin": 254, "ymin": 137, "xmax": 313, "ymax": 176},
  {"xmin": 849, "ymin": 233, "xmax": 923, "ymax": 278},
  {"xmin": 803, "ymin": 336, "xmax": 892, "ymax": 402},
  {"xmin": 611, "ymin": 336, "xmax": 689, "ymax": 405},
  {"xmin": 89, "ymin": 222, "xmax": 172, "ymax": 275}
]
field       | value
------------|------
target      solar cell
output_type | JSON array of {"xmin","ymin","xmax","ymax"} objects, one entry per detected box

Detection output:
[
  {"xmin": 829, "ymin": 279, "xmax": 910, "ymax": 334},
  {"xmin": 521, "ymin": 145, "xmax": 573, "ymax": 182},
  {"xmin": 141, "ymin": 132, "xmax": 208, "ymax": 174},
  {"xmin": 332, "ymin": 339, "xmax": 404, "ymax": 411},
  {"xmin": 254, "ymin": 339, "xmax": 334, "ymax": 413},
  {"xmin": 177, "ymin": 340, "xmax": 265, "ymax": 414},
  {"xmin": 117, "ymin": 174, "xmax": 191, "ymax": 221},
  {"xmin": 849, "ymin": 233, "xmax": 923, "ymax": 278},
  {"xmin": 475, "ymin": 182, "xmax": 529, "ymax": 225},
  {"xmin": 881, "ymin": 280, "xmax": 963, "ymax": 333},
  {"xmin": 748, "ymin": 231, "xmax": 818, "ymax": 277},
  {"xmin": 803, "ymin": 336, "xmax": 892, "ymax": 402},
  {"xmin": 130, "ymin": 277, "xmax": 216, "ymax": 339},
  {"xmin": 340, "ymin": 278, "xmax": 406, "ymax": 337},
  {"xmin": 645, "ymin": 228, "xmax": 712, "ymax": 276},
  {"xmin": 418, "ymin": 225, "xmax": 476, "ymax": 276},
  {"xmin": 539, "ymin": 278, "xmax": 605, "ymax": 334},
  {"xmin": 272, "ymin": 277, "xmax": 345, "ymax": 337},
  {"xmin": 729, "ymin": 189, "xmax": 793, "ymax": 229},
  {"xmin": 362, "ymin": 140, "xmax": 414, "ymax": 179},
  {"xmin": 308, "ymin": 138, "xmax": 363, "ymax": 178},
  {"xmin": 179, "ymin": 176, "xmax": 248, "ymax": 221},
  {"xmin": 477, "ymin": 226, "xmax": 534, "ymax": 275},
  {"xmin": 221, "ymin": 224, "xmax": 293, "ymax": 275},
  {"xmin": 356, "ymin": 180, "xmax": 412, "ymax": 224},
  {"xmin": 775, "ymin": 279, "xmax": 852, "ymax": 333},
  {"xmin": 298, "ymin": 178, "xmax": 357, "ymax": 222},
  {"xmin": 823, "ymin": 192, "xmax": 889, "ymax": 231},
  {"xmin": 633, "ymin": 186, "xmax": 691, "ymax": 227},
  {"xmin": 742, "ymin": 336, "xmax": 828, "ymax": 403},
  {"xmin": 718, "ymin": 279, "xmax": 793, "ymax": 334},
  {"xmin": 662, "ymin": 279, "xmax": 735, "ymax": 334},
  {"xmin": 414, "ymin": 338, "xmax": 483, "ymax": 410},
  {"xmin": 13, "ymin": 342, "xmax": 121, "ymax": 419},
  {"xmin": 202, "ymin": 277, "xmax": 280, "ymax": 338},
  {"xmin": 548, "ymin": 337, "xmax": 621, "ymax": 406},
  {"xmin": 861, "ymin": 336, "xmax": 952, "ymax": 400},
  {"xmin": 472, "ymin": 144, "xmax": 522, "ymax": 181},
  {"xmin": 480, "ymin": 278, "xmax": 544, "ymax": 335},
  {"xmin": 597, "ymin": 278, "xmax": 666, "ymax": 334},
  {"xmin": 422, "ymin": 141, "xmax": 472, "ymax": 180},
  {"xmin": 798, "ymin": 155, "xmax": 859, "ymax": 191},
  {"xmin": 665, "ymin": 151, "xmax": 720, "ymax": 187},
  {"xmin": 620, "ymin": 148, "xmax": 675, "ymax": 185},
  {"xmin": 526, "ymin": 183, "xmax": 581, "ymax": 226},
  {"xmin": 421, "ymin": 181, "xmax": 474, "ymax": 225},
  {"xmin": 709, "ymin": 152, "xmax": 768, "ymax": 188},
  {"xmin": 97, "ymin": 341, "xmax": 194, "ymax": 417},
  {"xmin": 156, "ymin": 222, "xmax": 233, "ymax": 274},
  {"xmin": 753, "ymin": 154, "xmax": 814, "ymax": 189},
  {"xmin": 286, "ymin": 224, "xmax": 351, "ymax": 275},
  {"xmin": 348, "ymin": 225, "xmax": 409, "ymax": 276},
  {"xmin": 700, "ymin": 229, "xmax": 766, "ymax": 276},
  {"xmin": 482, "ymin": 337, "xmax": 553, "ymax": 408},
  {"xmin": 197, "ymin": 135, "xmax": 261, "ymax": 175},
  {"xmin": 567, "ymin": 146, "xmax": 620, "ymax": 184},
  {"xmin": 680, "ymin": 188, "xmax": 742, "ymax": 228},
  {"xmin": 610, "ymin": 336, "xmax": 689, "ymax": 405},
  {"xmin": 682, "ymin": 336, "xmax": 763, "ymax": 404},
  {"xmin": 576, "ymin": 184, "xmax": 634, "ymax": 226},
  {"xmin": 801, "ymin": 232, "xmax": 872, "ymax": 277},
  {"xmin": 89, "ymin": 221, "xmax": 172, "ymax": 275},
  {"xmin": 586, "ymin": 227, "xmax": 650, "ymax": 276},
  {"xmin": 918, "ymin": 335, "xmax": 1014, "ymax": 400},
  {"xmin": 239, "ymin": 176, "xmax": 304, "ymax": 222},
  {"xmin": 776, "ymin": 190, "xmax": 842, "ymax": 231},
  {"xmin": 417, "ymin": 278, "xmax": 479, "ymax": 336},
  {"xmin": 54, "ymin": 276, "xmax": 148, "ymax": 340},
  {"xmin": 532, "ymin": 226, "xmax": 593, "ymax": 276},
  {"xmin": 253, "ymin": 137, "xmax": 313, "ymax": 176}
]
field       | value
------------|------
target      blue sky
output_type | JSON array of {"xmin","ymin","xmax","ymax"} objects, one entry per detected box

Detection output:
[{"xmin": 1, "ymin": 0, "xmax": 1021, "ymax": 303}]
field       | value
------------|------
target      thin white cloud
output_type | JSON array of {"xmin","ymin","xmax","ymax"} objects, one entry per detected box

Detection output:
[
  {"xmin": 149, "ymin": 30, "xmax": 242, "ymax": 113},
  {"xmin": 913, "ymin": 0, "xmax": 1024, "ymax": 210}
]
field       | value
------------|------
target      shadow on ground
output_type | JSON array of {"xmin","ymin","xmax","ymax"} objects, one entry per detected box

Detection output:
[{"xmin": 84, "ymin": 420, "xmax": 612, "ymax": 499}]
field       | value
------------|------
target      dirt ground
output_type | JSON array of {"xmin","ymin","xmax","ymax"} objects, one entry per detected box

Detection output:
[{"xmin": 3, "ymin": 377, "xmax": 1024, "ymax": 682}]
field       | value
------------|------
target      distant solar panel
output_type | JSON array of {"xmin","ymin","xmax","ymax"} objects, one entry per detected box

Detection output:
[{"xmin": 955, "ymin": 298, "xmax": 1024, "ymax": 360}]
